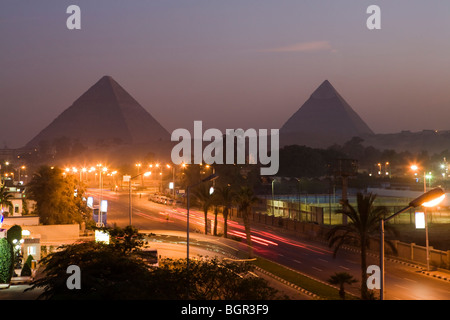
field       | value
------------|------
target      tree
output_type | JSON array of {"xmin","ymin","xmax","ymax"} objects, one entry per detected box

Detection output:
[
  {"xmin": 0, "ymin": 184, "xmax": 13, "ymax": 216},
  {"xmin": 7, "ymin": 225, "xmax": 22, "ymax": 270},
  {"xmin": 326, "ymin": 193, "xmax": 396, "ymax": 300},
  {"xmin": 193, "ymin": 184, "xmax": 214, "ymax": 234},
  {"xmin": 153, "ymin": 257, "xmax": 282, "ymax": 300},
  {"xmin": 235, "ymin": 186, "xmax": 259, "ymax": 256},
  {"xmin": 212, "ymin": 202, "xmax": 219, "ymax": 236},
  {"xmin": 106, "ymin": 225, "xmax": 145, "ymax": 254},
  {"xmin": 27, "ymin": 166, "xmax": 89, "ymax": 225},
  {"xmin": 328, "ymin": 272, "xmax": 357, "ymax": 300},
  {"xmin": 27, "ymin": 241, "xmax": 154, "ymax": 299},
  {"xmin": 0, "ymin": 238, "xmax": 13, "ymax": 286},
  {"xmin": 20, "ymin": 254, "xmax": 34, "ymax": 277},
  {"xmin": 214, "ymin": 186, "xmax": 234, "ymax": 238},
  {"xmin": 6, "ymin": 225, "xmax": 22, "ymax": 244},
  {"xmin": 27, "ymin": 242, "xmax": 283, "ymax": 300}
]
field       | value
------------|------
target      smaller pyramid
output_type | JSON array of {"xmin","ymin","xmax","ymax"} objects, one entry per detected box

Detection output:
[
  {"xmin": 280, "ymin": 80, "xmax": 374, "ymax": 148},
  {"xmin": 26, "ymin": 76, "xmax": 170, "ymax": 149}
]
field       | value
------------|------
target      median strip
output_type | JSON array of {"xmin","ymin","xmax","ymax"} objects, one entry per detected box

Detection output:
[{"xmin": 251, "ymin": 256, "xmax": 358, "ymax": 300}]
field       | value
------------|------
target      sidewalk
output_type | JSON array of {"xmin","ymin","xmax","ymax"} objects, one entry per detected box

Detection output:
[{"xmin": 0, "ymin": 284, "xmax": 43, "ymax": 300}]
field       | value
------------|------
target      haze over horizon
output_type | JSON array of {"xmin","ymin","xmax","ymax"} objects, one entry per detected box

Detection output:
[{"xmin": 2, "ymin": 1, "xmax": 450, "ymax": 149}]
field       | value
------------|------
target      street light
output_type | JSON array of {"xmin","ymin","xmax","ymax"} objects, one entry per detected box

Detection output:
[
  {"xmin": 18, "ymin": 165, "xmax": 26, "ymax": 183},
  {"xmin": 167, "ymin": 164, "xmax": 176, "ymax": 198},
  {"xmin": 186, "ymin": 172, "xmax": 218, "ymax": 297},
  {"xmin": 380, "ymin": 187, "xmax": 445, "ymax": 300},
  {"xmin": 410, "ymin": 164, "xmax": 435, "ymax": 272},
  {"xmin": 98, "ymin": 167, "xmax": 108, "ymax": 227},
  {"xmin": 128, "ymin": 171, "xmax": 151, "ymax": 226}
]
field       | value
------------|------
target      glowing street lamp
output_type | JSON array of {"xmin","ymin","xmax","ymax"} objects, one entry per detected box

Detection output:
[
  {"xmin": 128, "ymin": 171, "xmax": 151, "ymax": 226},
  {"xmin": 380, "ymin": 187, "xmax": 445, "ymax": 300},
  {"xmin": 18, "ymin": 165, "xmax": 26, "ymax": 183},
  {"xmin": 410, "ymin": 164, "xmax": 431, "ymax": 191}
]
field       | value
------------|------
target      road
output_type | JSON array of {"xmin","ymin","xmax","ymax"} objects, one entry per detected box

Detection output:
[{"xmin": 88, "ymin": 188, "xmax": 450, "ymax": 300}]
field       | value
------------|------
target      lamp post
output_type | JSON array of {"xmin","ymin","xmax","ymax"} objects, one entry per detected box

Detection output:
[
  {"xmin": 18, "ymin": 165, "xmax": 26, "ymax": 183},
  {"xmin": 186, "ymin": 172, "xmax": 218, "ymax": 297},
  {"xmin": 380, "ymin": 187, "xmax": 445, "ymax": 300},
  {"xmin": 410, "ymin": 165, "xmax": 433, "ymax": 272},
  {"xmin": 167, "ymin": 164, "xmax": 175, "ymax": 198},
  {"xmin": 128, "ymin": 171, "xmax": 151, "ymax": 226},
  {"xmin": 95, "ymin": 166, "xmax": 108, "ymax": 227}
]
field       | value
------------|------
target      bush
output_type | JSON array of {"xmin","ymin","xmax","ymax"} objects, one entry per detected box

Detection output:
[
  {"xmin": 21, "ymin": 255, "xmax": 34, "ymax": 277},
  {"xmin": 6, "ymin": 225, "xmax": 22, "ymax": 244},
  {"xmin": 7, "ymin": 225, "xmax": 23, "ymax": 270},
  {"xmin": 0, "ymin": 238, "xmax": 13, "ymax": 284}
]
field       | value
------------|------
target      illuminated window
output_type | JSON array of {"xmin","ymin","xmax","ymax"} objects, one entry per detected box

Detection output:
[{"xmin": 27, "ymin": 246, "xmax": 37, "ymax": 256}]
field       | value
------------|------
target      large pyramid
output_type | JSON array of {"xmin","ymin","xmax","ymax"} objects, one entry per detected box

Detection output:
[
  {"xmin": 26, "ymin": 75, "xmax": 170, "ymax": 149},
  {"xmin": 280, "ymin": 80, "xmax": 374, "ymax": 148}
]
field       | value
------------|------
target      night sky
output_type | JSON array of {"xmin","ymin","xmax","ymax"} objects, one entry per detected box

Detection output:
[{"xmin": 2, "ymin": 1, "xmax": 450, "ymax": 148}]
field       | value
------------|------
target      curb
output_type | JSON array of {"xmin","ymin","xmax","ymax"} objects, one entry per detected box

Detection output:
[
  {"xmin": 335, "ymin": 243, "xmax": 450, "ymax": 283},
  {"xmin": 10, "ymin": 278, "xmax": 33, "ymax": 285},
  {"xmin": 419, "ymin": 270, "xmax": 450, "ymax": 282},
  {"xmin": 220, "ymin": 252, "xmax": 325, "ymax": 299}
]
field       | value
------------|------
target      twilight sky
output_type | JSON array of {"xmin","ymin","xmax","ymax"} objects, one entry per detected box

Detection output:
[{"xmin": 1, "ymin": 0, "xmax": 450, "ymax": 148}]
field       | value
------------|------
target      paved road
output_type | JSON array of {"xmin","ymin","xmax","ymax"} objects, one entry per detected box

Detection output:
[{"xmin": 88, "ymin": 189, "xmax": 450, "ymax": 300}]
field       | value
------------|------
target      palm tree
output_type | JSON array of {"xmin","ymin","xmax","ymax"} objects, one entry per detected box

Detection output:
[
  {"xmin": 0, "ymin": 184, "xmax": 13, "ymax": 216},
  {"xmin": 28, "ymin": 165, "xmax": 89, "ymax": 225},
  {"xmin": 326, "ymin": 192, "xmax": 396, "ymax": 300},
  {"xmin": 214, "ymin": 186, "xmax": 234, "ymax": 238},
  {"xmin": 193, "ymin": 184, "xmax": 214, "ymax": 234},
  {"xmin": 235, "ymin": 186, "xmax": 259, "ymax": 256},
  {"xmin": 328, "ymin": 272, "xmax": 357, "ymax": 300}
]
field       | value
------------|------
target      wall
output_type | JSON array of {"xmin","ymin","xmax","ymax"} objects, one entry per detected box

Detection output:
[
  {"xmin": 23, "ymin": 224, "xmax": 80, "ymax": 246},
  {"xmin": 3, "ymin": 216, "xmax": 39, "ymax": 226}
]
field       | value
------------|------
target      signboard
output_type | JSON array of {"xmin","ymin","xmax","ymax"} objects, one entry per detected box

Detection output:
[
  {"xmin": 87, "ymin": 196, "xmax": 93, "ymax": 208},
  {"xmin": 123, "ymin": 175, "xmax": 131, "ymax": 182},
  {"xmin": 169, "ymin": 182, "xmax": 174, "ymax": 190},
  {"xmin": 95, "ymin": 230, "xmax": 110, "ymax": 244},
  {"xmin": 0, "ymin": 213, "xmax": 6, "ymax": 239},
  {"xmin": 415, "ymin": 212, "xmax": 426, "ymax": 229},
  {"xmin": 101, "ymin": 200, "xmax": 108, "ymax": 213}
]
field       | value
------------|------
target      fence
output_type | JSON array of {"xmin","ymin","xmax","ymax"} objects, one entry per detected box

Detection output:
[{"xmin": 265, "ymin": 199, "xmax": 344, "ymax": 225}]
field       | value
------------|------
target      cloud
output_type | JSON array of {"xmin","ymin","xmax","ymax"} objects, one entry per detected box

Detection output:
[{"xmin": 262, "ymin": 41, "xmax": 333, "ymax": 53}]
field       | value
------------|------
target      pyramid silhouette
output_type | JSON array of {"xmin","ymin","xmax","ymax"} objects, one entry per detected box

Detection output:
[
  {"xmin": 26, "ymin": 76, "xmax": 170, "ymax": 149},
  {"xmin": 280, "ymin": 80, "xmax": 374, "ymax": 147}
]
